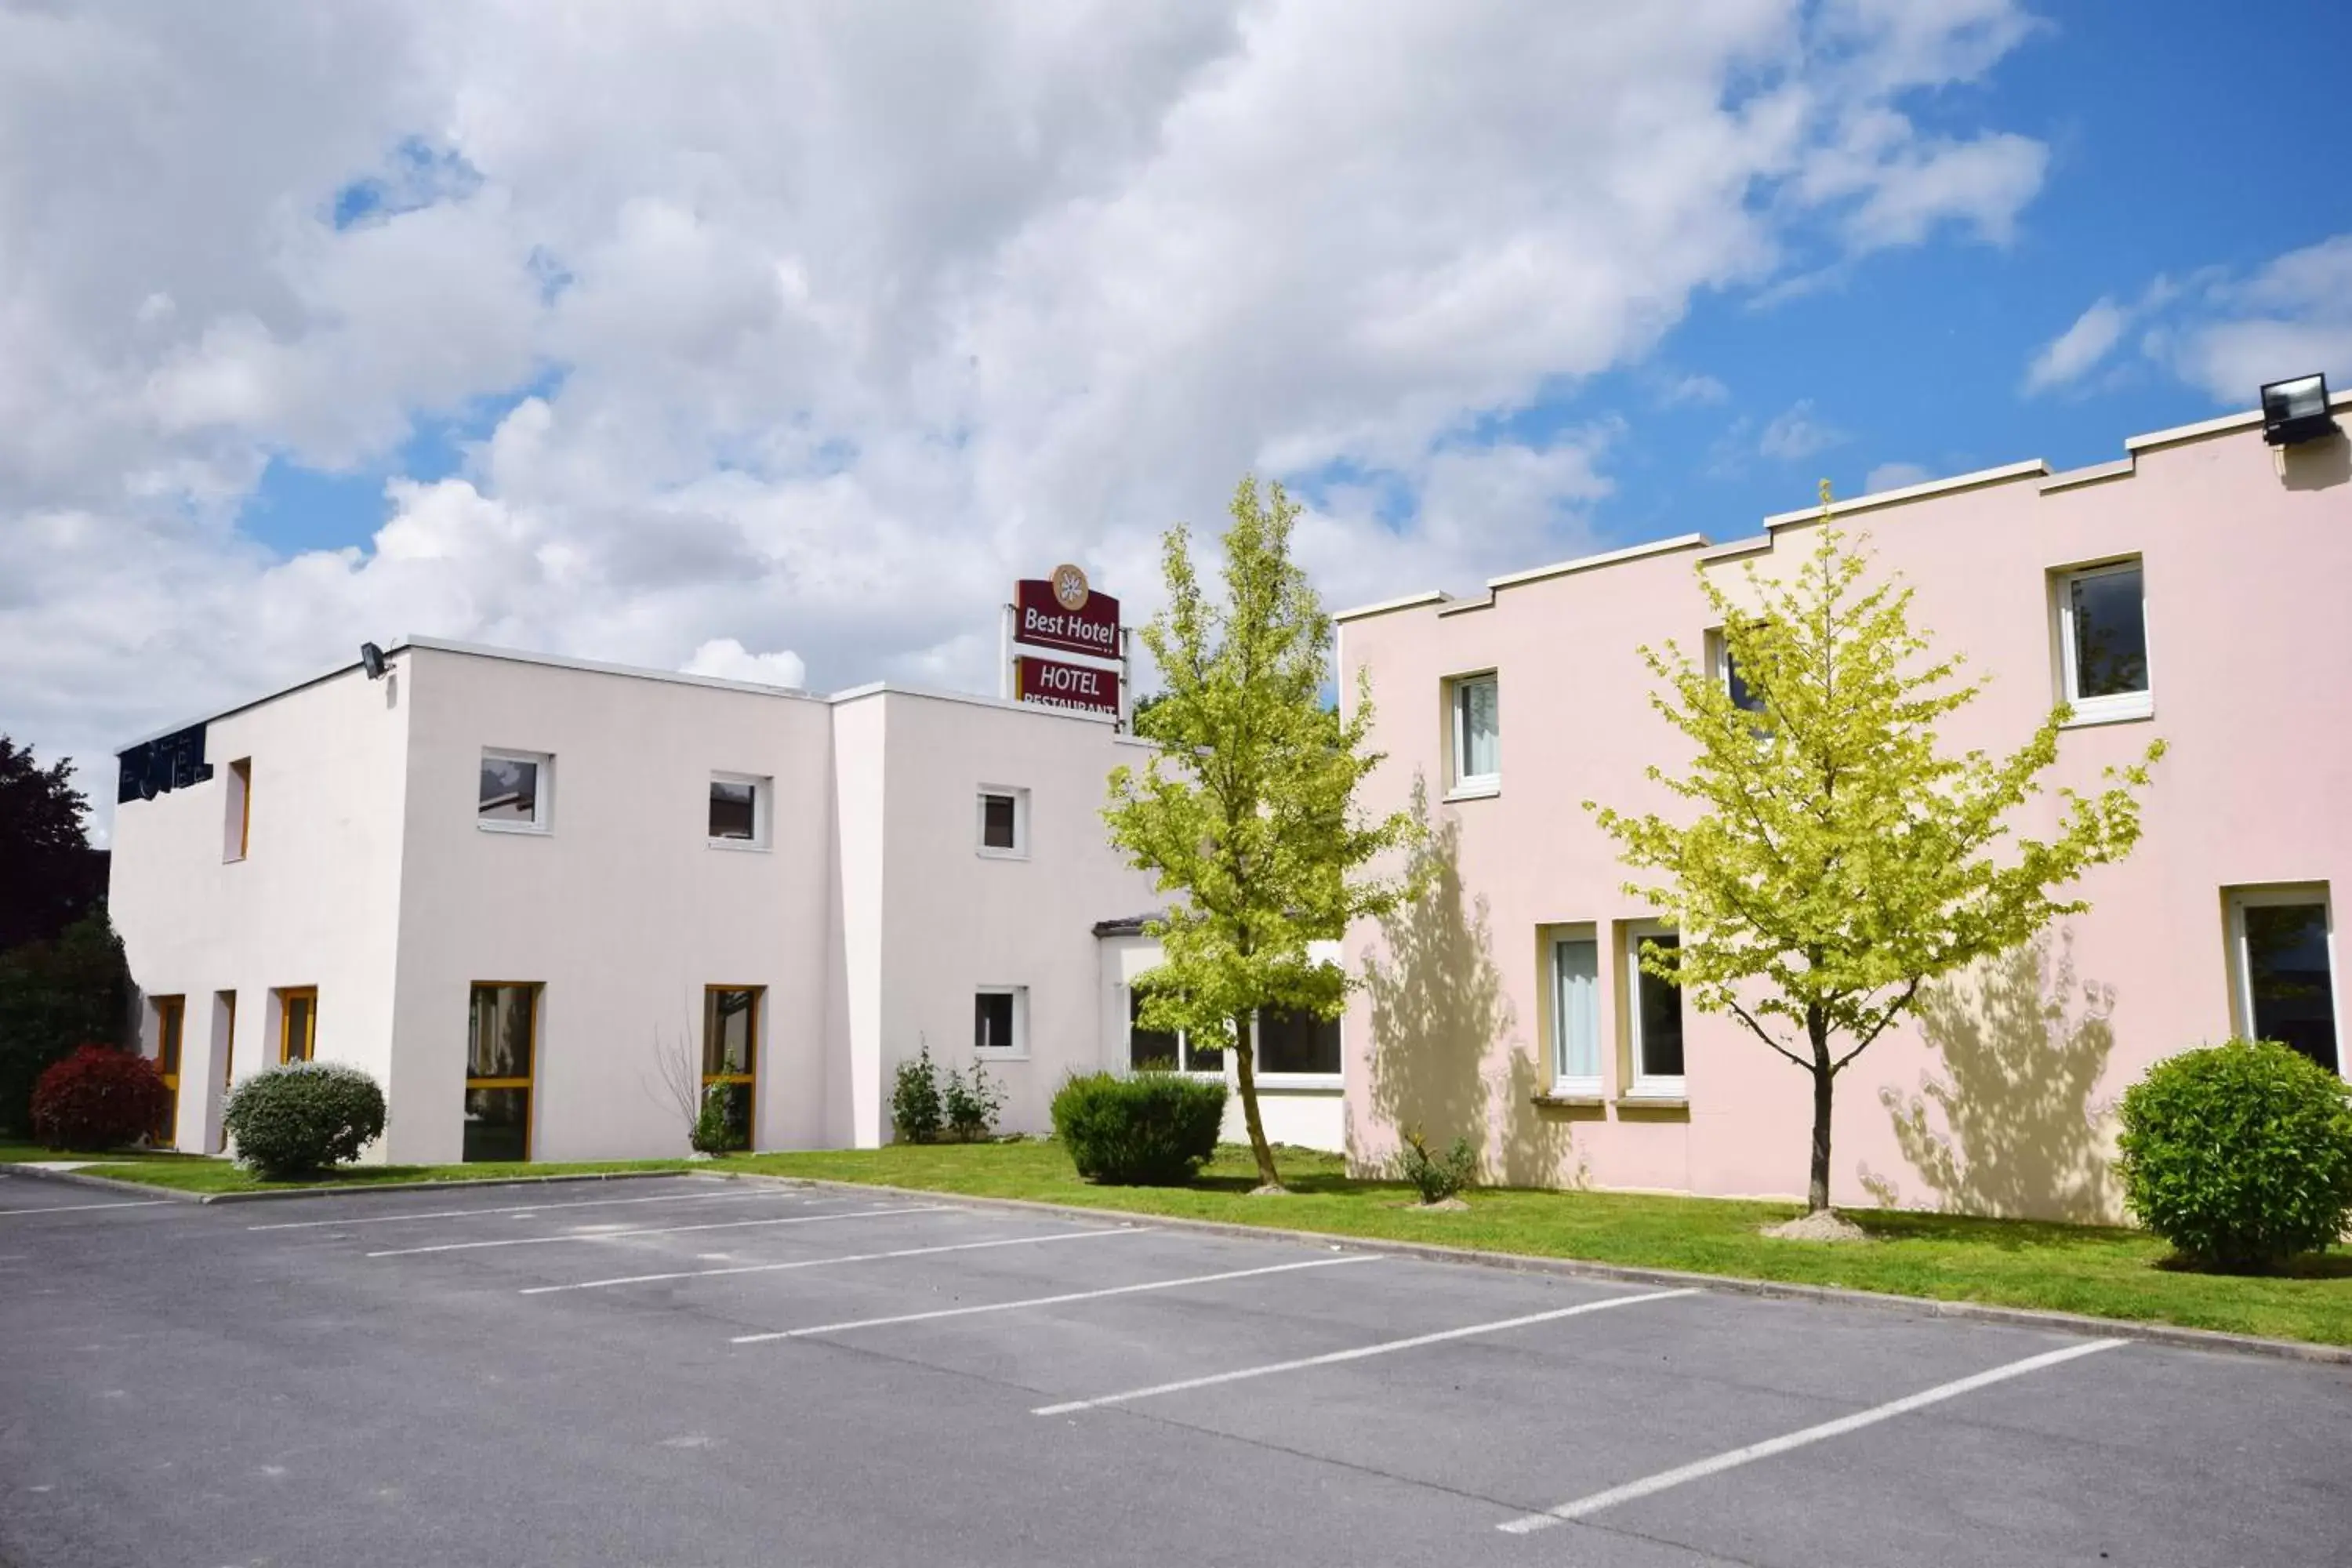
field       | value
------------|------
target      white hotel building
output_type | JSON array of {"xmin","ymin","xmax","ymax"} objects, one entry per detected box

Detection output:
[{"xmin": 107, "ymin": 638, "xmax": 1348, "ymax": 1164}]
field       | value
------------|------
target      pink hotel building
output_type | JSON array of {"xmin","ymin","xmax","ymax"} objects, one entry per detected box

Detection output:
[{"xmin": 1334, "ymin": 387, "xmax": 2351, "ymax": 1220}]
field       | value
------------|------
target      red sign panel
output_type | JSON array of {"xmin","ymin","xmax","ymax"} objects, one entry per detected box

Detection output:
[
  {"xmin": 1014, "ymin": 578, "xmax": 1121, "ymax": 659},
  {"xmin": 1016, "ymin": 655, "xmax": 1120, "ymax": 717}
]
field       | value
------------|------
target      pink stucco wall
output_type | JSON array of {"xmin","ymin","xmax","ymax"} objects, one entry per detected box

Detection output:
[{"xmin": 1336, "ymin": 410, "xmax": 2352, "ymax": 1218}]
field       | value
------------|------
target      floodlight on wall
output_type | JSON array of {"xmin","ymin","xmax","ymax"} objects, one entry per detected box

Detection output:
[
  {"xmin": 2259, "ymin": 373, "xmax": 2337, "ymax": 446},
  {"xmin": 359, "ymin": 641, "xmax": 387, "ymax": 680}
]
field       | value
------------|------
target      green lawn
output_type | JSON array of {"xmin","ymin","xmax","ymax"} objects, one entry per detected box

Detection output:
[
  {"xmin": 38, "ymin": 1138, "xmax": 2350, "ymax": 1347},
  {"xmin": 0, "ymin": 1142, "xmax": 212, "ymax": 1167},
  {"xmin": 730, "ymin": 1142, "xmax": 2352, "ymax": 1348}
]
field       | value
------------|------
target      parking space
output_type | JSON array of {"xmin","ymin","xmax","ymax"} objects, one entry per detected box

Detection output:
[{"xmin": 2, "ymin": 1171, "xmax": 2348, "ymax": 1566}]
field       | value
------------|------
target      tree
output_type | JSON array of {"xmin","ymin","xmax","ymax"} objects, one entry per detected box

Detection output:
[
  {"xmin": 0, "ymin": 736, "xmax": 105, "ymax": 953},
  {"xmin": 0, "ymin": 909, "xmax": 134, "ymax": 1135},
  {"xmin": 1105, "ymin": 477, "xmax": 1417, "ymax": 1191},
  {"xmin": 1588, "ymin": 493, "xmax": 2163, "ymax": 1214}
]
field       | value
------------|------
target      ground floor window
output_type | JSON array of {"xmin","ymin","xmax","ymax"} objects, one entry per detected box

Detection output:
[
  {"xmin": 276, "ymin": 987, "xmax": 316, "ymax": 1063},
  {"xmin": 975, "ymin": 986, "xmax": 1027, "ymax": 1057},
  {"xmin": 1626, "ymin": 923, "xmax": 1685, "ymax": 1097},
  {"xmin": 1127, "ymin": 986, "xmax": 1223, "ymax": 1073},
  {"xmin": 1552, "ymin": 934, "xmax": 1601, "ymax": 1094},
  {"xmin": 702, "ymin": 986, "xmax": 760, "ymax": 1151},
  {"xmin": 2230, "ymin": 887, "xmax": 2339, "ymax": 1075},
  {"xmin": 466, "ymin": 983, "xmax": 538, "ymax": 1162},
  {"xmin": 1256, "ymin": 1008, "xmax": 1341, "ymax": 1076},
  {"xmin": 151, "ymin": 995, "xmax": 184, "ymax": 1146}
]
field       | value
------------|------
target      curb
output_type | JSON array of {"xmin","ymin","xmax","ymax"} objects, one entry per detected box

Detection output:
[
  {"xmin": 720, "ymin": 1174, "xmax": 2352, "ymax": 1369},
  {"xmin": 0, "ymin": 1162, "xmax": 695, "ymax": 1206}
]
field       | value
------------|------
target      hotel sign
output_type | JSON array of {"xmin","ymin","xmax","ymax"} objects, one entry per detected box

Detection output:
[
  {"xmin": 1013, "ymin": 564, "xmax": 1120, "ymax": 660},
  {"xmin": 1015, "ymin": 653, "xmax": 1120, "ymax": 717}
]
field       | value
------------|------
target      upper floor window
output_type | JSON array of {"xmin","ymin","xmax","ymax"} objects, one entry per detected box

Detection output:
[
  {"xmin": 1448, "ymin": 673, "xmax": 1500, "ymax": 797},
  {"xmin": 480, "ymin": 750, "xmax": 552, "ymax": 833},
  {"xmin": 709, "ymin": 772, "xmax": 770, "ymax": 849},
  {"xmin": 1706, "ymin": 630, "xmax": 1766, "ymax": 717},
  {"xmin": 2055, "ymin": 560, "xmax": 2151, "ymax": 724},
  {"xmin": 223, "ymin": 758, "xmax": 252, "ymax": 862},
  {"xmin": 978, "ymin": 787, "xmax": 1029, "ymax": 858}
]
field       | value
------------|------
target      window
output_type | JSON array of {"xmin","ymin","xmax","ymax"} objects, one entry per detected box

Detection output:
[
  {"xmin": 975, "ymin": 986, "xmax": 1026, "ymax": 1056},
  {"xmin": 277, "ymin": 987, "xmax": 317, "ymax": 1063},
  {"xmin": 977, "ymin": 787, "xmax": 1029, "ymax": 857},
  {"xmin": 216, "ymin": 991, "xmax": 237, "ymax": 1153},
  {"xmin": 2230, "ymin": 889, "xmax": 2339, "ymax": 1076},
  {"xmin": 702, "ymin": 987, "xmax": 760, "ymax": 1151},
  {"xmin": 479, "ymin": 749, "xmax": 552, "ymax": 832},
  {"xmin": 465, "ymin": 983, "xmax": 538, "ymax": 1162},
  {"xmin": 708, "ymin": 773, "xmax": 769, "ymax": 848},
  {"xmin": 1552, "ymin": 935, "xmax": 1602, "ymax": 1094},
  {"xmin": 1625, "ymin": 923, "xmax": 1685, "ymax": 1097},
  {"xmin": 1257, "ymin": 1008, "xmax": 1341, "ymax": 1076},
  {"xmin": 1449, "ymin": 674, "xmax": 1500, "ymax": 795},
  {"xmin": 1127, "ymin": 985, "xmax": 1224, "ymax": 1074},
  {"xmin": 151, "ymin": 996, "xmax": 184, "ymax": 1146},
  {"xmin": 2055, "ymin": 560, "xmax": 2151, "ymax": 724},
  {"xmin": 1707, "ymin": 631, "xmax": 1766, "ymax": 717},
  {"xmin": 223, "ymin": 758, "xmax": 251, "ymax": 862}
]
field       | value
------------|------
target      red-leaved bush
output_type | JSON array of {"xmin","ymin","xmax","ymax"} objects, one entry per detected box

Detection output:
[{"xmin": 30, "ymin": 1045, "xmax": 168, "ymax": 1152}]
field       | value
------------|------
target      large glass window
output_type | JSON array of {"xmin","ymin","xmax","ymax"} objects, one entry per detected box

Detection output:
[
  {"xmin": 1127, "ymin": 982, "xmax": 1223, "ymax": 1073},
  {"xmin": 277, "ymin": 987, "xmax": 317, "ymax": 1063},
  {"xmin": 1626, "ymin": 924, "xmax": 1685, "ymax": 1096},
  {"xmin": 1257, "ymin": 1008, "xmax": 1341, "ymax": 1076},
  {"xmin": 479, "ymin": 750, "xmax": 552, "ymax": 832},
  {"xmin": 2232, "ymin": 891, "xmax": 2339, "ymax": 1076},
  {"xmin": 1450, "ymin": 674, "xmax": 1500, "ymax": 793},
  {"xmin": 152, "ymin": 995, "xmax": 184, "ymax": 1146},
  {"xmin": 2056, "ymin": 561, "xmax": 2151, "ymax": 723},
  {"xmin": 465, "ymin": 983, "xmax": 538, "ymax": 1163},
  {"xmin": 1552, "ymin": 936, "xmax": 1602, "ymax": 1093},
  {"xmin": 701, "ymin": 986, "xmax": 760, "ymax": 1151}
]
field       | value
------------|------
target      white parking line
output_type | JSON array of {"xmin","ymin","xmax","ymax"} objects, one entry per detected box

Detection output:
[
  {"xmin": 1497, "ymin": 1338, "xmax": 2127, "ymax": 1534},
  {"xmin": 1033, "ymin": 1287, "xmax": 1698, "ymax": 1416},
  {"xmin": 249, "ymin": 1186, "xmax": 792, "ymax": 1231},
  {"xmin": 521, "ymin": 1225, "xmax": 1152, "ymax": 1294},
  {"xmin": 732, "ymin": 1253, "xmax": 1379, "ymax": 1344},
  {"xmin": 0, "ymin": 1198, "xmax": 180, "ymax": 1217},
  {"xmin": 368, "ymin": 1204, "xmax": 947, "ymax": 1258}
]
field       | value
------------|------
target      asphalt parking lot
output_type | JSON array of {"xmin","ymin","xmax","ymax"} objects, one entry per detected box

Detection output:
[{"xmin": 2, "ymin": 1169, "xmax": 2348, "ymax": 1567}]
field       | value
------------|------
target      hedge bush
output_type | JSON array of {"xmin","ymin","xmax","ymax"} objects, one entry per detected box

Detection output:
[
  {"xmin": 28, "ymin": 1044, "xmax": 167, "ymax": 1151},
  {"xmin": 224, "ymin": 1062, "xmax": 387, "ymax": 1180},
  {"xmin": 1050, "ymin": 1070, "xmax": 1228, "ymax": 1185},
  {"xmin": 891, "ymin": 1044, "xmax": 945, "ymax": 1144},
  {"xmin": 2116, "ymin": 1038, "xmax": 2352, "ymax": 1270}
]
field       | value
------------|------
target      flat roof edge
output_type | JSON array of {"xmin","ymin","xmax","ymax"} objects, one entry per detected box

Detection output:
[
  {"xmin": 2123, "ymin": 387, "xmax": 2352, "ymax": 454},
  {"xmin": 1485, "ymin": 532, "xmax": 1711, "ymax": 592},
  {"xmin": 1761, "ymin": 459, "xmax": 2050, "ymax": 528},
  {"xmin": 1331, "ymin": 589, "xmax": 1454, "ymax": 624}
]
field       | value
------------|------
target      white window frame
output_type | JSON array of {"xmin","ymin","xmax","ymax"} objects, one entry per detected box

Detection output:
[
  {"xmin": 1624, "ymin": 920, "xmax": 1686, "ymax": 1100},
  {"xmin": 976, "ymin": 786, "xmax": 1030, "ymax": 859},
  {"xmin": 1446, "ymin": 672, "xmax": 1500, "ymax": 800},
  {"xmin": 975, "ymin": 985, "xmax": 1028, "ymax": 1059},
  {"xmin": 478, "ymin": 748, "xmax": 554, "ymax": 835},
  {"xmin": 1124, "ymin": 988, "xmax": 1218, "ymax": 1079},
  {"xmin": 2227, "ymin": 884, "xmax": 2343, "ymax": 1078},
  {"xmin": 2053, "ymin": 557, "xmax": 2154, "ymax": 727},
  {"xmin": 1550, "ymin": 927, "xmax": 1602, "ymax": 1098},
  {"xmin": 707, "ymin": 771, "xmax": 772, "ymax": 851}
]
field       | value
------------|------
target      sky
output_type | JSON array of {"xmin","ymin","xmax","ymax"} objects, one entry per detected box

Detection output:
[{"xmin": 5, "ymin": 0, "xmax": 2350, "ymax": 843}]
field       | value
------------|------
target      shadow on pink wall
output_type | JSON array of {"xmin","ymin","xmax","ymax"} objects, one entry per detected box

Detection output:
[{"xmin": 1861, "ymin": 931, "xmax": 2122, "ymax": 1225}]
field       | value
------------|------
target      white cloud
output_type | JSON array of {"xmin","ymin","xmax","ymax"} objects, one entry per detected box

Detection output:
[
  {"xmin": 2165, "ymin": 236, "xmax": 2352, "ymax": 405},
  {"xmin": 1758, "ymin": 398, "xmax": 1849, "ymax": 460},
  {"xmin": 0, "ymin": 1, "xmax": 2053, "ymax": 826},
  {"xmin": 1659, "ymin": 372, "xmax": 1731, "ymax": 407},
  {"xmin": 1864, "ymin": 460, "xmax": 1933, "ymax": 492},
  {"xmin": 682, "ymin": 639, "xmax": 808, "ymax": 691},
  {"xmin": 2023, "ymin": 297, "xmax": 2127, "ymax": 394}
]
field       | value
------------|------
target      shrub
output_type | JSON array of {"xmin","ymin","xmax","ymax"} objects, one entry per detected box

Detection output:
[
  {"xmin": 943, "ymin": 1062, "xmax": 1004, "ymax": 1142},
  {"xmin": 1050, "ymin": 1070, "xmax": 1228, "ymax": 1185},
  {"xmin": 1395, "ymin": 1127, "xmax": 1479, "ymax": 1205},
  {"xmin": 0, "ymin": 911, "xmax": 134, "ymax": 1135},
  {"xmin": 224, "ymin": 1062, "xmax": 386, "ymax": 1180},
  {"xmin": 28, "ymin": 1044, "xmax": 167, "ymax": 1151},
  {"xmin": 2116, "ymin": 1038, "xmax": 2352, "ymax": 1270},
  {"xmin": 692, "ymin": 1080, "xmax": 750, "ymax": 1155},
  {"xmin": 891, "ymin": 1043, "xmax": 944, "ymax": 1144}
]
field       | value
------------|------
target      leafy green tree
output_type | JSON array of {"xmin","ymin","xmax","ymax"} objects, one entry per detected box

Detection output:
[
  {"xmin": 0, "ymin": 736, "xmax": 106, "ymax": 953},
  {"xmin": 1589, "ymin": 494, "xmax": 2163, "ymax": 1214},
  {"xmin": 1105, "ymin": 477, "xmax": 1417, "ymax": 1191},
  {"xmin": 0, "ymin": 909, "xmax": 134, "ymax": 1134}
]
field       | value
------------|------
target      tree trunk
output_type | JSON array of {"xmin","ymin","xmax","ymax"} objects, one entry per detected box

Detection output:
[
  {"xmin": 1806, "ymin": 1005, "xmax": 1833, "ymax": 1214},
  {"xmin": 1232, "ymin": 1017, "xmax": 1283, "ymax": 1190}
]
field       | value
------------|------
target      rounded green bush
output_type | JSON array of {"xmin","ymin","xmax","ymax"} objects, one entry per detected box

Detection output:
[
  {"xmin": 2116, "ymin": 1039, "xmax": 2352, "ymax": 1270},
  {"xmin": 224, "ymin": 1062, "xmax": 387, "ymax": 1180},
  {"xmin": 1050, "ymin": 1069, "xmax": 1228, "ymax": 1185}
]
